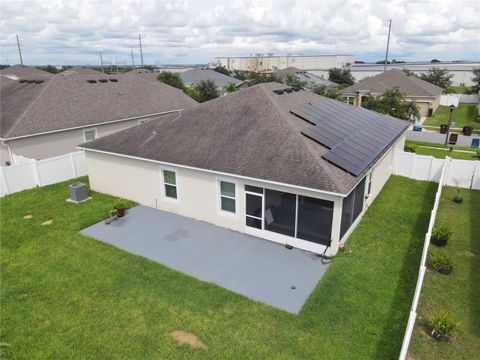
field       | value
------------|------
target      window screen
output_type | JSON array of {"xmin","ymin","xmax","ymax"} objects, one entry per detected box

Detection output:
[
  {"xmin": 340, "ymin": 177, "xmax": 366, "ymax": 239},
  {"xmin": 220, "ymin": 181, "xmax": 235, "ymax": 213},
  {"xmin": 163, "ymin": 170, "xmax": 177, "ymax": 199},
  {"xmin": 264, "ymin": 189, "xmax": 296, "ymax": 237},
  {"xmin": 297, "ymin": 196, "xmax": 333, "ymax": 245},
  {"xmin": 84, "ymin": 129, "xmax": 96, "ymax": 141}
]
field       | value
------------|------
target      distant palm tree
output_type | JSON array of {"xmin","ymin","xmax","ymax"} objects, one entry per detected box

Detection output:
[{"xmin": 223, "ymin": 82, "xmax": 238, "ymax": 94}]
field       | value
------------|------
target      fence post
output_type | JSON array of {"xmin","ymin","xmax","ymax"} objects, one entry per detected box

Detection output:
[
  {"xmin": 32, "ymin": 159, "xmax": 42, "ymax": 187},
  {"xmin": 70, "ymin": 152, "xmax": 77, "ymax": 178},
  {"xmin": 409, "ymin": 152, "xmax": 416, "ymax": 179},
  {"xmin": 0, "ymin": 166, "xmax": 9, "ymax": 195}
]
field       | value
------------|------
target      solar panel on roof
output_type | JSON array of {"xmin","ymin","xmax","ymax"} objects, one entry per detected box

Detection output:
[{"xmin": 291, "ymin": 99, "xmax": 408, "ymax": 176}]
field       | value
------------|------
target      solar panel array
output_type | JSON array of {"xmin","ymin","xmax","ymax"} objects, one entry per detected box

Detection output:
[{"xmin": 291, "ymin": 100, "xmax": 408, "ymax": 176}]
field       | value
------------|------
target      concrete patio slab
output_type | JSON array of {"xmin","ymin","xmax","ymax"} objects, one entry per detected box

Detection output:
[{"xmin": 81, "ymin": 205, "xmax": 330, "ymax": 314}]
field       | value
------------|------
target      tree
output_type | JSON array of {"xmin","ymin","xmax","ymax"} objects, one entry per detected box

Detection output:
[
  {"xmin": 285, "ymin": 74, "xmax": 307, "ymax": 88},
  {"xmin": 311, "ymin": 84, "xmax": 339, "ymax": 99},
  {"xmin": 402, "ymin": 68, "xmax": 416, "ymax": 77},
  {"xmin": 361, "ymin": 87, "xmax": 419, "ymax": 122},
  {"xmin": 471, "ymin": 68, "xmax": 480, "ymax": 91},
  {"xmin": 223, "ymin": 82, "xmax": 239, "ymax": 94},
  {"xmin": 231, "ymin": 70, "xmax": 247, "ymax": 81},
  {"xmin": 157, "ymin": 71, "xmax": 185, "ymax": 90},
  {"xmin": 36, "ymin": 65, "xmax": 59, "ymax": 74},
  {"xmin": 328, "ymin": 68, "xmax": 354, "ymax": 85},
  {"xmin": 430, "ymin": 59, "xmax": 441, "ymax": 63},
  {"xmin": 247, "ymin": 71, "xmax": 281, "ymax": 86},
  {"xmin": 419, "ymin": 68, "xmax": 453, "ymax": 89},
  {"xmin": 193, "ymin": 79, "xmax": 220, "ymax": 102},
  {"xmin": 213, "ymin": 65, "xmax": 230, "ymax": 76}
]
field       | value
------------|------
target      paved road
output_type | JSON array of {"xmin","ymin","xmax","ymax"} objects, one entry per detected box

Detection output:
[{"xmin": 406, "ymin": 130, "xmax": 480, "ymax": 147}]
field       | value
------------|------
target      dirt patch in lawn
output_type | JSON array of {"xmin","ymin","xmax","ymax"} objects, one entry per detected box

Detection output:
[
  {"xmin": 458, "ymin": 251, "xmax": 476, "ymax": 257},
  {"xmin": 41, "ymin": 219, "xmax": 53, "ymax": 225},
  {"xmin": 170, "ymin": 330, "xmax": 208, "ymax": 350},
  {"xmin": 23, "ymin": 214, "xmax": 33, "ymax": 219}
]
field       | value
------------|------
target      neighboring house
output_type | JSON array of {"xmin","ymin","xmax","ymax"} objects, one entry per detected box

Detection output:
[
  {"xmin": 0, "ymin": 68, "xmax": 197, "ymax": 165},
  {"xmin": 121, "ymin": 68, "xmax": 158, "ymax": 83},
  {"xmin": 180, "ymin": 68, "xmax": 243, "ymax": 91},
  {"xmin": 277, "ymin": 67, "xmax": 337, "ymax": 88},
  {"xmin": 340, "ymin": 69, "xmax": 443, "ymax": 117},
  {"xmin": 80, "ymin": 82, "xmax": 408, "ymax": 256},
  {"xmin": 0, "ymin": 64, "xmax": 54, "ymax": 80}
]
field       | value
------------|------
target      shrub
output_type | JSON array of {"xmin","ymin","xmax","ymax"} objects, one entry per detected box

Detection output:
[
  {"xmin": 427, "ymin": 251, "xmax": 454, "ymax": 274},
  {"xmin": 428, "ymin": 311, "xmax": 460, "ymax": 336},
  {"xmin": 431, "ymin": 226, "xmax": 452, "ymax": 247},
  {"xmin": 404, "ymin": 144, "xmax": 417, "ymax": 153}
]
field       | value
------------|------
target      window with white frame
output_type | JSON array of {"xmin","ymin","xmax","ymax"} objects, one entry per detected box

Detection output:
[
  {"xmin": 138, "ymin": 118, "xmax": 151, "ymax": 125},
  {"xmin": 83, "ymin": 128, "xmax": 96, "ymax": 142},
  {"xmin": 219, "ymin": 181, "xmax": 236, "ymax": 213},
  {"xmin": 163, "ymin": 170, "xmax": 177, "ymax": 199}
]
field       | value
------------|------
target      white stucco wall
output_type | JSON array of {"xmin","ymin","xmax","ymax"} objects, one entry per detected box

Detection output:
[{"xmin": 85, "ymin": 150, "xmax": 344, "ymax": 255}]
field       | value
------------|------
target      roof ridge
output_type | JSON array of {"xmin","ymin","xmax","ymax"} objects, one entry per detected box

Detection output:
[
  {"xmin": 3, "ymin": 77, "xmax": 56, "ymax": 138},
  {"xmin": 259, "ymin": 84, "xmax": 342, "ymax": 192}
]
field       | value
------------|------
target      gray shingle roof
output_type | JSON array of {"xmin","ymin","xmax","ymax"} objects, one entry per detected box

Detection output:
[
  {"xmin": 0, "ymin": 65, "xmax": 53, "ymax": 79},
  {"xmin": 80, "ymin": 82, "xmax": 408, "ymax": 194},
  {"xmin": 277, "ymin": 67, "xmax": 337, "ymax": 88},
  {"xmin": 180, "ymin": 69, "xmax": 242, "ymax": 88},
  {"xmin": 340, "ymin": 69, "xmax": 443, "ymax": 97},
  {"xmin": 1, "ymin": 73, "xmax": 198, "ymax": 139}
]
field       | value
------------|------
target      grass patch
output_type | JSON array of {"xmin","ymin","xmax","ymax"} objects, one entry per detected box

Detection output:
[
  {"xmin": 409, "ymin": 187, "xmax": 480, "ymax": 359},
  {"xmin": 405, "ymin": 140, "xmax": 479, "ymax": 160},
  {"xmin": 424, "ymin": 103, "xmax": 480, "ymax": 129},
  {"xmin": 1, "ymin": 176, "xmax": 435, "ymax": 359}
]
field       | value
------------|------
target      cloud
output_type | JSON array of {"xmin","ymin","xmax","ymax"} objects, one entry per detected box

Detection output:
[{"xmin": 0, "ymin": 0, "xmax": 479, "ymax": 65}]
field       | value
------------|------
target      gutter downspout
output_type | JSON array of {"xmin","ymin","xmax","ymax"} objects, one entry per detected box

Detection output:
[{"xmin": 0, "ymin": 140, "xmax": 13, "ymax": 165}]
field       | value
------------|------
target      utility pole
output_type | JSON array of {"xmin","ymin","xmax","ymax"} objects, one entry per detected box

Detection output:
[
  {"xmin": 131, "ymin": 50, "xmax": 135, "ymax": 67},
  {"xmin": 139, "ymin": 34, "xmax": 144, "ymax": 67},
  {"xmin": 383, "ymin": 19, "xmax": 392, "ymax": 72},
  {"xmin": 16, "ymin": 35, "xmax": 23, "ymax": 66},
  {"xmin": 100, "ymin": 52, "xmax": 104, "ymax": 73}
]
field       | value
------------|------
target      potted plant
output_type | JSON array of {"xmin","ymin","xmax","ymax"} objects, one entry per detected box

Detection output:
[
  {"xmin": 427, "ymin": 251, "xmax": 454, "ymax": 274},
  {"xmin": 431, "ymin": 226, "xmax": 452, "ymax": 247},
  {"xmin": 428, "ymin": 311, "xmax": 460, "ymax": 341},
  {"xmin": 453, "ymin": 188, "xmax": 463, "ymax": 204},
  {"xmin": 114, "ymin": 201, "xmax": 127, "ymax": 217}
]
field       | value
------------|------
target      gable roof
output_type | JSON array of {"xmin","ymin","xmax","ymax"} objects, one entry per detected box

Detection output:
[
  {"xmin": 0, "ymin": 65, "xmax": 54, "ymax": 79},
  {"xmin": 80, "ymin": 82, "xmax": 408, "ymax": 195},
  {"xmin": 180, "ymin": 69, "xmax": 242, "ymax": 88},
  {"xmin": 340, "ymin": 69, "xmax": 443, "ymax": 97},
  {"xmin": 1, "ymin": 73, "xmax": 198, "ymax": 139}
]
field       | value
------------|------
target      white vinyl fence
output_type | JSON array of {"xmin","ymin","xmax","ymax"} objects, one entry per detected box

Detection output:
[
  {"xmin": 0, "ymin": 151, "xmax": 87, "ymax": 197},
  {"xmin": 440, "ymin": 93, "xmax": 479, "ymax": 105},
  {"xmin": 393, "ymin": 150, "xmax": 480, "ymax": 190},
  {"xmin": 398, "ymin": 157, "xmax": 448, "ymax": 360}
]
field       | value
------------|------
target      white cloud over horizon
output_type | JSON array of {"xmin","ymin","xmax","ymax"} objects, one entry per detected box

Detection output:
[{"xmin": 0, "ymin": 0, "xmax": 479, "ymax": 66}]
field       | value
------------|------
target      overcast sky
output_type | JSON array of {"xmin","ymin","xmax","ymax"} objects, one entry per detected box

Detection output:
[{"xmin": 1, "ymin": 0, "xmax": 479, "ymax": 66}]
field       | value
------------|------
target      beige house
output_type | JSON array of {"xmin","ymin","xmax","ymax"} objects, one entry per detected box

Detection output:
[
  {"xmin": 0, "ymin": 66, "xmax": 197, "ymax": 165},
  {"xmin": 340, "ymin": 69, "xmax": 443, "ymax": 117},
  {"xmin": 80, "ymin": 83, "xmax": 408, "ymax": 256}
]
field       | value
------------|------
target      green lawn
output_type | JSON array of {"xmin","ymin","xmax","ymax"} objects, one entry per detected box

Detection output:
[
  {"xmin": 409, "ymin": 187, "xmax": 480, "ymax": 360},
  {"xmin": 405, "ymin": 140, "xmax": 480, "ymax": 160},
  {"xmin": 423, "ymin": 103, "xmax": 480, "ymax": 130},
  {"xmin": 1, "ymin": 176, "xmax": 436, "ymax": 359}
]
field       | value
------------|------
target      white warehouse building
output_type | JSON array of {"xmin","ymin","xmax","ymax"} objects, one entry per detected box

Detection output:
[{"xmin": 212, "ymin": 54, "xmax": 354, "ymax": 72}]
